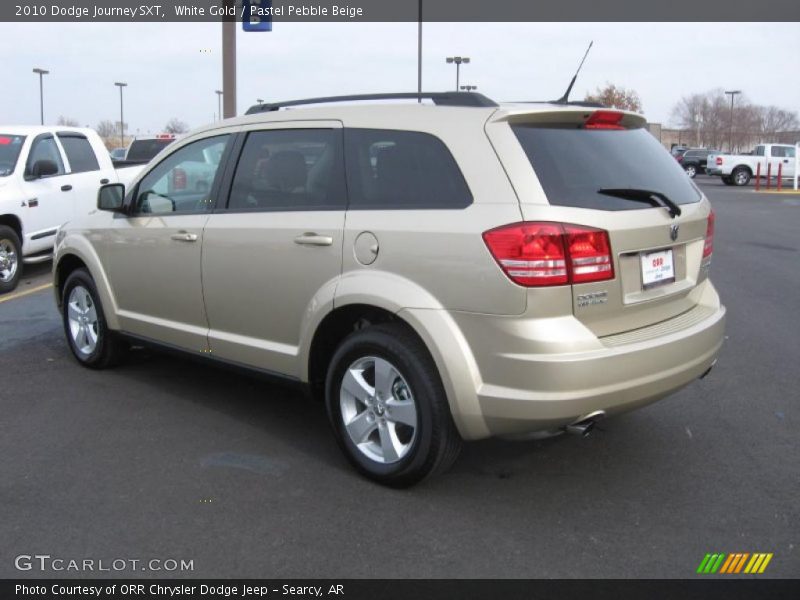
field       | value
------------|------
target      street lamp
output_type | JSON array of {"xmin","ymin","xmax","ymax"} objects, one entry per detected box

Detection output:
[
  {"xmin": 215, "ymin": 90, "xmax": 223, "ymax": 122},
  {"xmin": 445, "ymin": 56, "xmax": 470, "ymax": 91},
  {"xmin": 257, "ymin": 98, "xmax": 264, "ymax": 106},
  {"xmin": 32, "ymin": 68, "xmax": 49, "ymax": 125},
  {"xmin": 114, "ymin": 82, "xmax": 127, "ymax": 149},
  {"xmin": 725, "ymin": 90, "xmax": 741, "ymax": 152},
  {"xmin": 460, "ymin": 85, "xmax": 477, "ymax": 92}
]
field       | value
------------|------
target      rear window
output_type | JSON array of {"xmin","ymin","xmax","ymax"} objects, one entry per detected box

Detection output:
[
  {"xmin": 344, "ymin": 129, "xmax": 472, "ymax": 209},
  {"xmin": 0, "ymin": 134, "xmax": 26, "ymax": 177},
  {"xmin": 57, "ymin": 134, "xmax": 100, "ymax": 173},
  {"xmin": 512, "ymin": 125, "xmax": 701, "ymax": 210},
  {"xmin": 126, "ymin": 139, "xmax": 174, "ymax": 162}
]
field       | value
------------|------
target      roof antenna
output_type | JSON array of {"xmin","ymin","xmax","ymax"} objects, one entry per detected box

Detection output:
[{"xmin": 554, "ymin": 41, "xmax": 593, "ymax": 104}]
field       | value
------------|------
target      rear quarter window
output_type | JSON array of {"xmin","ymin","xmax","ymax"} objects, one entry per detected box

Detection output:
[
  {"xmin": 57, "ymin": 134, "xmax": 100, "ymax": 173},
  {"xmin": 344, "ymin": 129, "xmax": 472, "ymax": 210},
  {"xmin": 512, "ymin": 125, "xmax": 701, "ymax": 210}
]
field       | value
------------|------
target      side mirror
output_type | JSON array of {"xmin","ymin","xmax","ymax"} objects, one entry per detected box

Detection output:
[
  {"xmin": 28, "ymin": 159, "xmax": 59, "ymax": 179},
  {"xmin": 97, "ymin": 183, "xmax": 126, "ymax": 212}
]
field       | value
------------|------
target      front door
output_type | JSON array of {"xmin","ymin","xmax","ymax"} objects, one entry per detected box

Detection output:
[{"xmin": 101, "ymin": 134, "xmax": 233, "ymax": 351}]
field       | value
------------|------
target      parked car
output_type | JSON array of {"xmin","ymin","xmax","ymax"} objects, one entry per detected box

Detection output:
[
  {"xmin": 113, "ymin": 134, "xmax": 178, "ymax": 166},
  {"xmin": 109, "ymin": 147, "xmax": 127, "ymax": 161},
  {"xmin": 53, "ymin": 93, "xmax": 725, "ymax": 486},
  {"xmin": 707, "ymin": 143, "xmax": 797, "ymax": 186},
  {"xmin": 0, "ymin": 126, "xmax": 145, "ymax": 293},
  {"xmin": 670, "ymin": 145, "xmax": 688, "ymax": 157},
  {"xmin": 676, "ymin": 148, "xmax": 718, "ymax": 178}
]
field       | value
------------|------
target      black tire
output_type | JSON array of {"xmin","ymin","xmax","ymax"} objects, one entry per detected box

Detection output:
[
  {"xmin": 732, "ymin": 167, "xmax": 751, "ymax": 186},
  {"xmin": 721, "ymin": 176, "xmax": 734, "ymax": 186},
  {"xmin": 325, "ymin": 322, "xmax": 462, "ymax": 487},
  {"xmin": 62, "ymin": 268, "xmax": 127, "ymax": 369},
  {"xmin": 0, "ymin": 225, "xmax": 22, "ymax": 295}
]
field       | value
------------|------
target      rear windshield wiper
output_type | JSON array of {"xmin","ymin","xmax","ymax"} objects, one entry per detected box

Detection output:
[{"xmin": 597, "ymin": 188, "xmax": 682, "ymax": 219}]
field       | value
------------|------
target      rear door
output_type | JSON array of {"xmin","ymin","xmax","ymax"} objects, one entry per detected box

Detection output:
[
  {"xmin": 56, "ymin": 131, "xmax": 111, "ymax": 219},
  {"xmin": 201, "ymin": 122, "xmax": 346, "ymax": 377},
  {"xmin": 488, "ymin": 110, "xmax": 714, "ymax": 337}
]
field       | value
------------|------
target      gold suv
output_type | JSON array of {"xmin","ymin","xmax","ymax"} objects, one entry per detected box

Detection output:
[{"xmin": 53, "ymin": 93, "xmax": 726, "ymax": 486}]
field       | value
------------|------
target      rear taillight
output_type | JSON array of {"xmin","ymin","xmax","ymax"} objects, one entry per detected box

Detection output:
[
  {"xmin": 715, "ymin": 157, "xmax": 723, "ymax": 166},
  {"xmin": 584, "ymin": 110, "xmax": 625, "ymax": 130},
  {"xmin": 172, "ymin": 168, "xmax": 187, "ymax": 190},
  {"xmin": 703, "ymin": 210, "xmax": 715, "ymax": 260},
  {"xmin": 483, "ymin": 222, "xmax": 614, "ymax": 287}
]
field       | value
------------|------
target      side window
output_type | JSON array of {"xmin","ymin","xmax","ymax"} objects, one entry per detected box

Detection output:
[
  {"xmin": 57, "ymin": 134, "xmax": 100, "ymax": 173},
  {"xmin": 227, "ymin": 129, "xmax": 345, "ymax": 211},
  {"xmin": 771, "ymin": 147, "xmax": 785, "ymax": 158},
  {"xmin": 133, "ymin": 135, "xmax": 230, "ymax": 215},
  {"xmin": 344, "ymin": 129, "xmax": 472, "ymax": 209},
  {"xmin": 26, "ymin": 136, "xmax": 65, "ymax": 177},
  {"xmin": 755, "ymin": 146, "xmax": 765, "ymax": 157},
  {"xmin": 785, "ymin": 147, "xmax": 796, "ymax": 158}
]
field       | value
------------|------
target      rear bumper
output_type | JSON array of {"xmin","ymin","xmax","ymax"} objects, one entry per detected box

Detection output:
[
  {"xmin": 401, "ymin": 282, "xmax": 726, "ymax": 440},
  {"xmin": 475, "ymin": 302, "xmax": 725, "ymax": 437}
]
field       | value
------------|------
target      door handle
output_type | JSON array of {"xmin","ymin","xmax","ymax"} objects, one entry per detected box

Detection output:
[
  {"xmin": 170, "ymin": 232, "xmax": 198, "ymax": 242},
  {"xmin": 294, "ymin": 233, "xmax": 333, "ymax": 247},
  {"xmin": 61, "ymin": 185, "xmax": 72, "ymax": 192}
]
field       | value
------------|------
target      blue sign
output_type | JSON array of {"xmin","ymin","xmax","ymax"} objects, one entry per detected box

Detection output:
[{"xmin": 242, "ymin": 0, "xmax": 272, "ymax": 32}]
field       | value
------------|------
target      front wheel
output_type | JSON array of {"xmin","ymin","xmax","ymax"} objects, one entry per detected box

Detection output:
[
  {"xmin": 0, "ymin": 225, "xmax": 22, "ymax": 294},
  {"xmin": 62, "ymin": 268, "xmax": 127, "ymax": 369},
  {"xmin": 732, "ymin": 167, "xmax": 751, "ymax": 186},
  {"xmin": 325, "ymin": 323, "xmax": 462, "ymax": 487},
  {"xmin": 684, "ymin": 165, "xmax": 697, "ymax": 178}
]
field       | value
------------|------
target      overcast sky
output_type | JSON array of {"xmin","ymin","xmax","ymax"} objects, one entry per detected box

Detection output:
[{"xmin": 2, "ymin": 22, "xmax": 798, "ymax": 134}]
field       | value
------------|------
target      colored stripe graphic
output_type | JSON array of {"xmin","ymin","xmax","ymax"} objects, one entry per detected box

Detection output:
[{"xmin": 699, "ymin": 552, "xmax": 773, "ymax": 574}]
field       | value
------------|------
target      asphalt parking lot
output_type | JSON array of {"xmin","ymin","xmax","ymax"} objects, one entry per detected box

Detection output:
[{"xmin": 1, "ymin": 176, "xmax": 798, "ymax": 579}]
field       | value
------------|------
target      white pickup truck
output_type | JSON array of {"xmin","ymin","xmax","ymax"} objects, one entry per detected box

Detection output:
[
  {"xmin": 0, "ymin": 126, "xmax": 146, "ymax": 293},
  {"xmin": 706, "ymin": 143, "xmax": 798, "ymax": 186}
]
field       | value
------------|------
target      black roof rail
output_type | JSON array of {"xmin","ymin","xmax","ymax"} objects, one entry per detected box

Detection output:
[{"xmin": 245, "ymin": 92, "xmax": 498, "ymax": 115}]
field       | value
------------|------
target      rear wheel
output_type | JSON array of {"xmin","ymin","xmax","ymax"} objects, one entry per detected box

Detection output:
[
  {"xmin": 684, "ymin": 164, "xmax": 697, "ymax": 178},
  {"xmin": 325, "ymin": 323, "xmax": 462, "ymax": 487},
  {"xmin": 62, "ymin": 268, "xmax": 127, "ymax": 369},
  {"xmin": 0, "ymin": 225, "xmax": 22, "ymax": 294},
  {"xmin": 732, "ymin": 167, "xmax": 751, "ymax": 186},
  {"xmin": 721, "ymin": 176, "xmax": 734, "ymax": 186}
]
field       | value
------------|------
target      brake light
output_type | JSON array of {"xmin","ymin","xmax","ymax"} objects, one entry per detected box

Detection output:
[
  {"xmin": 584, "ymin": 110, "xmax": 625, "ymax": 130},
  {"xmin": 483, "ymin": 222, "xmax": 614, "ymax": 287},
  {"xmin": 703, "ymin": 209, "xmax": 715, "ymax": 260},
  {"xmin": 676, "ymin": 154, "xmax": 684, "ymax": 163},
  {"xmin": 0, "ymin": 137, "xmax": 11, "ymax": 145},
  {"xmin": 715, "ymin": 157, "xmax": 723, "ymax": 165},
  {"xmin": 172, "ymin": 168, "xmax": 187, "ymax": 190}
]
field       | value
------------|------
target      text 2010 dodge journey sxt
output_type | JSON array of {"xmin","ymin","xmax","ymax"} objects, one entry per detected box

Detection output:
[{"xmin": 53, "ymin": 92, "xmax": 725, "ymax": 486}]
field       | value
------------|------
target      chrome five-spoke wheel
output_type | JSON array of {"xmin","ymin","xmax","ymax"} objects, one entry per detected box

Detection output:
[
  {"xmin": 67, "ymin": 285, "xmax": 99, "ymax": 356},
  {"xmin": 339, "ymin": 356, "xmax": 418, "ymax": 464},
  {"xmin": 0, "ymin": 237, "xmax": 18, "ymax": 284}
]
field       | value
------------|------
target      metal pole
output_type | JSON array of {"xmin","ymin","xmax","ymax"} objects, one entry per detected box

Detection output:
[
  {"xmin": 215, "ymin": 90, "xmax": 223, "ymax": 122},
  {"xmin": 725, "ymin": 90, "xmax": 741, "ymax": 153},
  {"xmin": 417, "ymin": 0, "xmax": 422, "ymax": 102},
  {"xmin": 222, "ymin": 2, "xmax": 237, "ymax": 119},
  {"xmin": 794, "ymin": 143, "xmax": 799, "ymax": 191},
  {"xmin": 39, "ymin": 74, "xmax": 44, "ymax": 125},
  {"xmin": 119, "ymin": 86, "xmax": 124, "ymax": 148},
  {"xmin": 456, "ymin": 62, "xmax": 460, "ymax": 91}
]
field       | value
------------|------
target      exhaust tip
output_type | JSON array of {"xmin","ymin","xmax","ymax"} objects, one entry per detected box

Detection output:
[{"xmin": 565, "ymin": 410, "xmax": 606, "ymax": 438}]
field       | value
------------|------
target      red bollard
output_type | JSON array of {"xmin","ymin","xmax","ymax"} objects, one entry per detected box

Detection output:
[
  {"xmin": 756, "ymin": 162, "xmax": 761, "ymax": 191},
  {"xmin": 777, "ymin": 163, "xmax": 783, "ymax": 192},
  {"xmin": 767, "ymin": 163, "xmax": 772, "ymax": 189}
]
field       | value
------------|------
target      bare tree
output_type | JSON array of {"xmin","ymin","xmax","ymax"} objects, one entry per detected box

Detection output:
[
  {"xmin": 96, "ymin": 120, "xmax": 118, "ymax": 139},
  {"xmin": 56, "ymin": 115, "xmax": 80, "ymax": 127},
  {"xmin": 164, "ymin": 118, "xmax": 189, "ymax": 134},
  {"xmin": 585, "ymin": 83, "xmax": 642, "ymax": 112}
]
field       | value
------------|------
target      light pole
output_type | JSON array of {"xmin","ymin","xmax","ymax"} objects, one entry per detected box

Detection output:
[
  {"xmin": 460, "ymin": 85, "xmax": 477, "ymax": 92},
  {"xmin": 725, "ymin": 90, "xmax": 741, "ymax": 152},
  {"xmin": 114, "ymin": 82, "xmax": 127, "ymax": 149},
  {"xmin": 256, "ymin": 98, "xmax": 264, "ymax": 106},
  {"xmin": 32, "ymin": 68, "xmax": 49, "ymax": 125},
  {"xmin": 215, "ymin": 90, "xmax": 223, "ymax": 121},
  {"xmin": 446, "ymin": 56, "xmax": 470, "ymax": 91}
]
